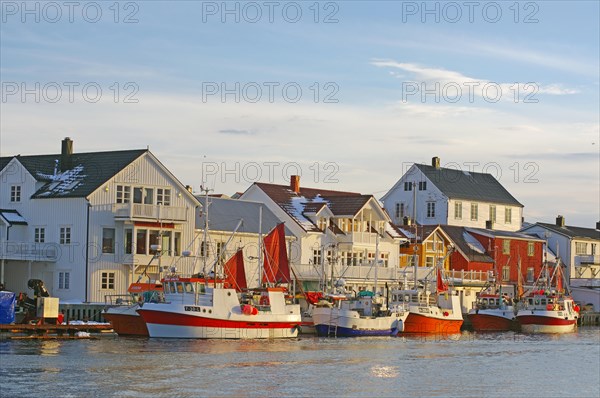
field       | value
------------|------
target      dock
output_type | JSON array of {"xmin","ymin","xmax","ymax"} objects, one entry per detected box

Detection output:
[
  {"xmin": 578, "ymin": 312, "xmax": 600, "ymax": 326},
  {"xmin": 0, "ymin": 323, "xmax": 114, "ymax": 339}
]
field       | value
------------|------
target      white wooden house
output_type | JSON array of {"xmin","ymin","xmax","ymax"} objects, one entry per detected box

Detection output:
[
  {"xmin": 381, "ymin": 157, "xmax": 524, "ymax": 232},
  {"xmin": 240, "ymin": 176, "xmax": 408, "ymax": 294},
  {"xmin": 0, "ymin": 138, "xmax": 199, "ymax": 303}
]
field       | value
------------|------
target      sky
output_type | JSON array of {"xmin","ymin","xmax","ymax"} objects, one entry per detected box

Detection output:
[{"xmin": 1, "ymin": 0, "xmax": 599, "ymax": 227}]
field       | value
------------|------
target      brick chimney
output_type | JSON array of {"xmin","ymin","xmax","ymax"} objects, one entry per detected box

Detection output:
[
  {"xmin": 290, "ymin": 175, "xmax": 300, "ymax": 193},
  {"xmin": 60, "ymin": 137, "xmax": 73, "ymax": 172},
  {"xmin": 432, "ymin": 156, "xmax": 441, "ymax": 169},
  {"xmin": 556, "ymin": 215, "xmax": 565, "ymax": 227}
]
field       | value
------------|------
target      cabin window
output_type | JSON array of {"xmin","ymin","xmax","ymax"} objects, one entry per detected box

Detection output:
[
  {"xmin": 454, "ymin": 202, "xmax": 462, "ymax": 220},
  {"xmin": 176, "ymin": 283, "xmax": 184, "ymax": 294},
  {"xmin": 541, "ymin": 299, "xmax": 546, "ymax": 305},
  {"xmin": 10, "ymin": 185, "xmax": 21, "ymax": 202},
  {"xmin": 184, "ymin": 283, "xmax": 193, "ymax": 293},
  {"xmin": 528, "ymin": 299, "xmax": 533, "ymax": 305},
  {"xmin": 168, "ymin": 283, "xmax": 176, "ymax": 294},
  {"xmin": 470, "ymin": 203, "xmax": 478, "ymax": 221},
  {"xmin": 101, "ymin": 272, "xmax": 115, "ymax": 290}
]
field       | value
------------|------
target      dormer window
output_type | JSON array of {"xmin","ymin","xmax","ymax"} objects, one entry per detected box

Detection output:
[{"xmin": 318, "ymin": 218, "xmax": 328, "ymax": 231}]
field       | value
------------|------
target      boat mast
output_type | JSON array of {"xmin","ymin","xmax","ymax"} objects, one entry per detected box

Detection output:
[
  {"xmin": 412, "ymin": 181, "xmax": 418, "ymax": 290},
  {"xmin": 258, "ymin": 205, "xmax": 263, "ymax": 287},
  {"xmin": 199, "ymin": 185, "xmax": 211, "ymax": 281},
  {"xmin": 374, "ymin": 230, "xmax": 379, "ymax": 295}
]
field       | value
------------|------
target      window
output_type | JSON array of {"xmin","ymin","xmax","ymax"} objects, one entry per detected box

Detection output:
[
  {"xmin": 102, "ymin": 228, "xmax": 115, "ymax": 254},
  {"xmin": 502, "ymin": 266, "xmax": 510, "ymax": 281},
  {"xmin": 200, "ymin": 241, "xmax": 209, "ymax": 257},
  {"xmin": 527, "ymin": 242, "xmax": 535, "ymax": 257},
  {"xmin": 116, "ymin": 185, "xmax": 131, "ymax": 203},
  {"xmin": 215, "ymin": 242, "xmax": 224, "ymax": 259},
  {"xmin": 58, "ymin": 272, "xmax": 70, "ymax": 290},
  {"xmin": 149, "ymin": 231, "xmax": 160, "ymax": 254},
  {"xmin": 593, "ymin": 244, "xmax": 597, "ymax": 256},
  {"xmin": 133, "ymin": 187, "xmax": 143, "ymax": 204},
  {"xmin": 10, "ymin": 185, "xmax": 21, "ymax": 202},
  {"xmin": 312, "ymin": 249, "xmax": 322, "ymax": 265},
  {"xmin": 425, "ymin": 256, "xmax": 435, "ymax": 267},
  {"xmin": 502, "ymin": 240, "xmax": 510, "ymax": 255},
  {"xmin": 318, "ymin": 218, "xmax": 327, "ymax": 231},
  {"xmin": 426, "ymin": 202, "xmax": 435, "ymax": 218},
  {"xmin": 404, "ymin": 182, "xmax": 412, "ymax": 191},
  {"xmin": 144, "ymin": 188, "xmax": 154, "ymax": 204},
  {"xmin": 419, "ymin": 181, "xmax": 427, "ymax": 191},
  {"xmin": 380, "ymin": 253, "xmax": 389, "ymax": 267},
  {"xmin": 575, "ymin": 242, "xmax": 587, "ymax": 255},
  {"xmin": 125, "ymin": 229, "xmax": 133, "ymax": 254},
  {"xmin": 101, "ymin": 272, "xmax": 115, "ymax": 290},
  {"xmin": 505, "ymin": 207, "xmax": 512, "ymax": 224},
  {"xmin": 156, "ymin": 188, "xmax": 171, "ymax": 206},
  {"xmin": 527, "ymin": 267, "xmax": 534, "ymax": 282},
  {"xmin": 133, "ymin": 187, "xmax": 153, "ymax": 204},
  {"xmin": 470, "ymin": 203, "xmax": 478, "ymax": 221},
  {"xmin": 395, "ymin": 203, "xmax": 401, "ymax": 218},
  {"xmin": 60, "ymin": 227, "xmax": 71, "ymax": 245},
  {"xmin": 136, "ymin": 229, "xmax": 147, "ymax": 254},
  {"xmin": 174, "ymin": 232, "xmax": 181, "ymax": 256},
  {"xmin": 454, "ymin": 202, "xmax": 462, "ymax": 220},
  {"xmin": 489, "ymin": 205, "xmax": 497, "ymax": 223},
  {"xmin": 34, "ymin": 227, "xmax": 45, "ymax": 243}
]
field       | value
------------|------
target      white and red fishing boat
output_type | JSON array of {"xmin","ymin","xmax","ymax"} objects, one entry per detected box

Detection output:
[
  {"xmin": 394, "ymin": 251, "xmax": 463, "ymax": 334},
  {"xmin": 138, "ymin": 224, "xmax": 301, "ymax": 339},
  {"xmin": 516, "ymin": 260, "xmax": 579, "ymax": 333},
  {"xmin": 102, "ymin": 282, "xmax": 163, "ymax": 336},
  {"xmin": 467, "ymin": 292, "xmax": 517, "ymax": 332}
]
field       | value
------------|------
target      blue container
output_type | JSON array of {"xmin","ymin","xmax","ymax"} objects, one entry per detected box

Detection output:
[{"xmin": 0, "ymin": 291, "xmax": 16, "ymax": 324}]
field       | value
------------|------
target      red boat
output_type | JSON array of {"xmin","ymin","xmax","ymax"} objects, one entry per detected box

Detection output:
[
  {"xmin": 467, "ymin": 293, "xmax": 517, "ymax": 332},
  {"xmin": 102, "ymin": 282, "xmax": 162, "ymax": 336}
]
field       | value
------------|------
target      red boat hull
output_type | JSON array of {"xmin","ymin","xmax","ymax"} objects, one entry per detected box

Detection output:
[
  {"xmin": 403, "ymin": 313, "xmax": 463, "ymax": 334},
  {"xmin": 468, "ymin": 313, "xmax": 516, "ymax": 332},
  {"xmin": 103, "ymin": 313, "xmax": 149, "ymax": 336},
  {"xmin": 517, "ymin": 315, "xmax": 577, "ymax": 333}
]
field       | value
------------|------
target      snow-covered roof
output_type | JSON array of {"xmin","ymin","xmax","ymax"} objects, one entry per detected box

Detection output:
[{"xmin": 0, "ymin": 209, "xmax": 27, "ymax": 225}]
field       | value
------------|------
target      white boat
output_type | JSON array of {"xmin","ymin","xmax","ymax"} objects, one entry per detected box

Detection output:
[
  {"xmin": 138, "ymin": 224, "xmax": 302, "ymax": 339},
  {"xmin": 312, "ymin": 291, "xmax": 407, "ymax": 337},
  {"xmin": 516, "ymin": 259, "xmax": 579, "ymax": 333}
]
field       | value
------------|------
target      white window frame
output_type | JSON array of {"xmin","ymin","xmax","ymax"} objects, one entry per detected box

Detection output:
[
  {"xmin": 502, "ymin": 266, "xmax": 510, "ymax": 281},
  {"xmin": 502, "ymin": 239, "xmax": 510, "ymax": 255},
  {"xmin": 575, "ymin": 242, "xmax": 587, "ymax": 255},
  {"xmin": 527, "ymin": 242, "xmax": 535, "ymax": 257},
  {"xmin": 58, "ymin": 271, "xmax": 70, "ymax": 290},
  {"xmin": 116, "ymin": 185, "xmax": 131, "ymax": 203},
  {"xmin": 101, "ymin": 271, "xmax": 115, "ymax": 290},
  {"xmin": 60, "ymin": 227, "xmax": 71, "ymax": 245},
  {"xmin": 489, "ymin": 205, "xmax": 497, "ymax": 223},
  {"xmin": 34, "ymin": 227, "xmax": 45, "ymax": 243},
  {"xmin": 157, "ymin": 188, "xmax": 171, "ymax": 206},
  {"xmin": 505, "ymin": 207, "xmax": 512, "ymax": 224},
  {"xmin": 470, "ymin": 203, "xmax": 478, "ymax": 221},
  {"xmin": 10, "ymin": 185, "xmax": 22, "ymax": 202},
  {"xmin": 426, "ymin": 202, "xmax": 435, "ymax": 218},
  {"xmin": 102, "ymin": 228, "xmax": 116, "ymax": 254},
  {"xmin": 454, "ymin": 202, "xmax": 462, "ymax": 220}
]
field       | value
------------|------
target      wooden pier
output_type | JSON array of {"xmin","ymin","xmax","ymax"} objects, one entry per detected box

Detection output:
[
  {"xmin": 0, "ymin": 323, "xmax": 114, "ymax": 339},
  {"xmin": 578, "ymin": 312, "xmax": 600, "ymax": 326}
]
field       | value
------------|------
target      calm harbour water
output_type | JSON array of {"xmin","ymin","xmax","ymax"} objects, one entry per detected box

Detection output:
[{"xmin": 1, "ymin": 328, "xmax": 599, "ymax": 398}]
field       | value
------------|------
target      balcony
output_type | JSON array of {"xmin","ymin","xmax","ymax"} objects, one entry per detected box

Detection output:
[
  {"xmin": 0, "ymin": 242, "xmax": 59, "ymax": 262},
  {"xmin": 336, "ymin": 231, "xmax": 380, "ymax": 245},
  {"xmin": 293, "ymin": 263, "xmax": 399, "ymax": 281},
  {"xmin": 575, "ymin": 255, "xmax": 600, "ymax": 266},
  {"xmin": 112, "ymin": 203, "xmax": 188, "ymax": 222}
]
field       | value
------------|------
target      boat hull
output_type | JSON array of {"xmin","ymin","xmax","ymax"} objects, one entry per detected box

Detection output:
[
  {"xmin": 517, "ymin": 314, "xmax": 577, "ymax": 334},
  {"xmin": 138, "ymin": 309, "xmax": 299, "ymax": 339},
  {"xmin": 102, "ymin": 311, "xmax": 148, "ymax": 336},
  {"xmin": 403, "ymin": 312, "xmax": 463, "ymax": 334},
  {"xmin": 314, "ymin": 324, "xmax": 398, "ymax": 337},
  {"xmin": 312, "ymin": 307, "xmax": 406, "ymax": 337},
  {"xmin": 467, "ymin": 311, "xmax": 517, "ymax": 332}
]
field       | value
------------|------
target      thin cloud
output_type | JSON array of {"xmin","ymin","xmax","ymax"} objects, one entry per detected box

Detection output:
[{"xmin": 218, "ymin": 129, "xmax": 256, "ymax": 135}]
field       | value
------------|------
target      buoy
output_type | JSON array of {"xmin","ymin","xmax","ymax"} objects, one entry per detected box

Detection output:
[
  {"xmin": 574, "ymin": 305, "xmax": 580, "ymax": 312},
  {"xmin": 546, "ymin": 304, "xmax": 553, "ymax": 311}
]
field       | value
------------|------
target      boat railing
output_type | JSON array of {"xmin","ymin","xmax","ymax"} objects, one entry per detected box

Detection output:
[{"xmin": 104, "ymin": 294, "xmax": 137, "ymax": 307}]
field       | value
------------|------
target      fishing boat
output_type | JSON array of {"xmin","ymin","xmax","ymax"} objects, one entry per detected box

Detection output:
[
  {"xmin": 312, "ymin": 235, "xmax": 408, "ymax": 337},
  {"xmin": 467, "ymin": 292, "xmax": 517, "ymax": 332},
  {"xmin": 102, "ymin": 282, "xmax": 162, "ymax": 336},
  {"xmin": 312, "ymin": 290, "xmax": 408, "ymax": 337},
  {"xmin": 393, "ymin": 250, "xmax": 463, "ymax": 334},
  {"xmin": 137, "ymin": 223, "xmax": 302, "ymax": 339},
  {"xmin": 516, "ymin": 260, "xmax": 579, "ymax": 333}
]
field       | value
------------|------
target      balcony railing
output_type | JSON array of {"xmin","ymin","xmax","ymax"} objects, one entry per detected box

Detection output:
[
  {"xmin": 0, "ymin": 242, "xmax": 59, "ymax": 262},
  {"xmin": 575, "ymin": 255, "xmax": 600, "ymax": 266},
  {"xmin": 112, "ymin": 203, "xmax": 188, "ymax": 222},
  {"xmin": 574, "ymin": 264, "xmax": 600, "ymax": 279}
]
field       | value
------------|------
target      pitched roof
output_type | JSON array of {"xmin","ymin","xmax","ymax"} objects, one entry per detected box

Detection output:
[
  {"xmin": 466, "ymin": 227, "xmax": 545, "ymax": 242},
  {"xmin": 524, "ymin": 222, "xmax": 600, "ymax": 240},
  {"xmin": 0, "ymin": 157, "xmax": 12, "ymax": 172},
  {"xmin": 440, "ymin": 225, "xmax": 494, "ymax": 264},
  {"xmin": 413, "ymin": 164, "xmax": 523, "ymax": 207},
  {"xmin": 196, "ymin": 196, "xmax": 293, "ymax": 236},
  {"xmin": 1, "ymin": 150, "xmax": 146, "ymax": 199}
]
